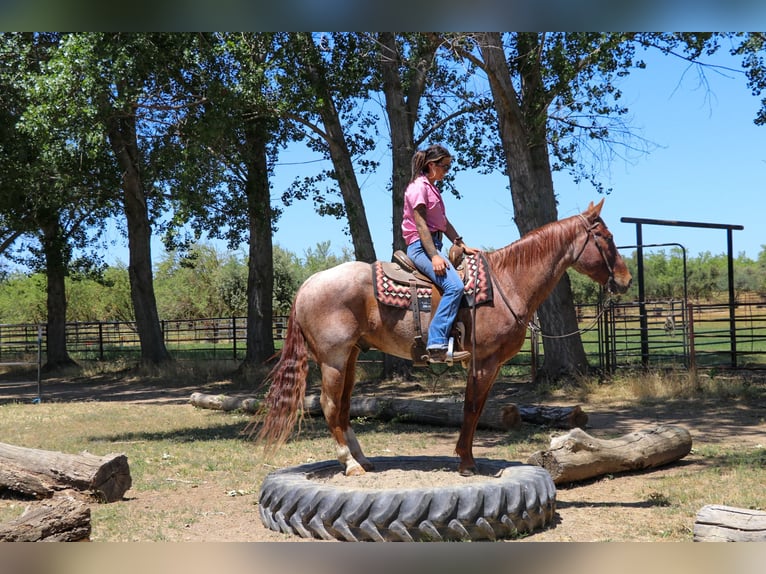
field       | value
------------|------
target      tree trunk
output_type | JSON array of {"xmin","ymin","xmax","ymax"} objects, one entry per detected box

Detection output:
[
  {"xmin": 693, "ymin": 505, "xmax": 766, "ymax": 542},
  {"xmin": 298, "ymin": 33, "xmax": 376, "ymax": 264},
  {"xmin": 378, "ymin": 32, "xmax": 438, "ymax": 256},
  {"xmin": 0, "ymin": 441, "xmax": 132, "ymax": 502},
  {"xmin": 378, "ymin": 32, "xmax": 439, "ymax": 379},
  {"xmin": 0, "ymin": 495, "xmax": 90, "ymax": 542},
  {"xmin": 476, "ymin": 32, "xmax": 588, "ymax": 381},
  {"xmin": 40, "ymin": 215, "xmax": 76, "ymax": 369},
  {"xmin": 526, "ymin": 425, "xmax": 692, "ymax": 484},
  {"xmin": 243, "ymin": 118, "xmax": 276, "ymax": 365},
  {"xmin": 106, "ymin": 112, "xmax": 170, "ymax": 366}
]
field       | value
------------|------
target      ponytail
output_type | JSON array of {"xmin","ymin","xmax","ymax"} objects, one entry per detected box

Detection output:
[{"xmin": 409, "ymin": 144, "xmax": 452, "ymax": 182}]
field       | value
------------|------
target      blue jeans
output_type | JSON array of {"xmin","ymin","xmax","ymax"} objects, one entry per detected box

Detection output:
[{"xmin": 407, "ymin": 237, "xmax": 464, "ymax": 349}]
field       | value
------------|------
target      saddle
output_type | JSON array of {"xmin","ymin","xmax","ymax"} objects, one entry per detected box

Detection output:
[{"xmin": 372, "ymin": 248, "xmax": 493, "ymax": 366}]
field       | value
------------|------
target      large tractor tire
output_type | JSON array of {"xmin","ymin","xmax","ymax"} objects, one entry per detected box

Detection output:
[{"xmin": 258, "ymin": 456, "xmax": 556, "ymax": 542}]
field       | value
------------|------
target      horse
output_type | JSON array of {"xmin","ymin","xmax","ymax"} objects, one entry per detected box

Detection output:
[{"xmin": 254, "ymin": 199, "xmax": 632, "ymax": 476}]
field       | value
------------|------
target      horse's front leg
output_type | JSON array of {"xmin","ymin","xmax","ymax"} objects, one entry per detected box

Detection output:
[{"xmin": 454, "ymin": 365, "xmax": 500, "ymax": 476}]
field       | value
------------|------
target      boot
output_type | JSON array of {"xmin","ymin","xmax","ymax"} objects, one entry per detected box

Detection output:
[{"xmin": 426, "ymin": 348, "xmax": 471, "ymax": 364}]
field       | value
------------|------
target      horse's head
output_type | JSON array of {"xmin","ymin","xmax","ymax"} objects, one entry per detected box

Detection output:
[{"xmin": 571, "ymin": 199, "xmax": 632, "ymax": 294}]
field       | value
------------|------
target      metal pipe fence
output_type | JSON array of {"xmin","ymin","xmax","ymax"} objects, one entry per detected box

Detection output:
[{"xmin": 3, "ymin": 299, "xmax": 766, "ymax": 373}]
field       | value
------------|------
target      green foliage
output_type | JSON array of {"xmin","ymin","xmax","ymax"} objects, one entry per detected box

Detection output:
[
  {"xmin": 0, "ymin": 272, "xmax": 46, "ymax": 323},
  {"xmin": 567, "ymin": 247, "xmax": 766, "ymax": 305},
  {"xmin": 0, "ymin": 241, "xmax": 352, "ymax": 324}
]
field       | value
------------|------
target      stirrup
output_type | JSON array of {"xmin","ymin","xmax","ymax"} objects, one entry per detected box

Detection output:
[{"xmin": 422, "ymin": 338, "xmax": 471, "ymax": 366}]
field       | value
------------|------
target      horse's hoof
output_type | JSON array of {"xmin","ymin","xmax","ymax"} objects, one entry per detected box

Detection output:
[
  {"xmin": 345, "ymin": 464, "xmax": 367, "ymax": 477},
  {"xmin": 459, "ymin": 466, "xmax": 477, "ymax": 477},
  {"xmin": 361, "ymin": 460, "xmax": 375, "ymax": 471}
]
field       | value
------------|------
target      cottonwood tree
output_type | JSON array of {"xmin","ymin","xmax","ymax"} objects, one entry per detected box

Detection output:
[
  {"xmin": 0, "ymin": 32, "xmax": 118, "ymax": 369},
  {"xmin": 165, "ymin": 32, "xmax": 293, "ymax": 365},
  {"xmin": 278, "ymin": 32, "xmax": 378, "ymax": 263},
  {"xmin": 25, "ymin": 33, "xmax": 222, "ymax": 366},
  {"xmin": 444, "ymin": 32, "xmax": 764, "ymax": 380}
]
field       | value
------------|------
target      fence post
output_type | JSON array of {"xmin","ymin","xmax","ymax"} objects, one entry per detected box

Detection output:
[
  {"xmin": 530, "ymin": 316, "xmax": 538, "ymax": 381},
  {"xmin": 98, "ymin": 321, "xmax": 104, "ymax": 361},
  {"xmin": 688, "ymin": 303, "xmax": 696, "ymax": 376},
  {"xmin": 36, "ymin": 325, "xmax": 42, "ymax": 402},
  {"xmin": 232, "ymin": 316, "xmax": 237, "ymax": 360}
]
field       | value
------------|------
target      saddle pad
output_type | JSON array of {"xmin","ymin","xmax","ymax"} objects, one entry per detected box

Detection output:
[
  {"xmin": 372, "ymin": 253, "xmax": 493, "ymax": 309},
  {"xmin": 463, "ymin": 252, "xmax": 493, "ymax": 307},
  {"xmin": 372, "ymin": 261, "xmax": 432, "ymax": 309}
]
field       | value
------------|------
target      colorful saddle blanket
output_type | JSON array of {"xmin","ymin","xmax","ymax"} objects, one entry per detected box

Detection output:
[{"xmin": 372, "ymin": 253, "xmax": 494, "ymax": 310}]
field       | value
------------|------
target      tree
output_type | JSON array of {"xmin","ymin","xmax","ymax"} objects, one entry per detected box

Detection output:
[
  {"xmin": 25, "ymin": 33, "xmax": 224, "ymax": 366},
  {"xmin": 445, "ymin": 32, "xmax": 764, "ymax": 380},
  {"xmin": 279, "ymin": 33, "xmax": 378, "ymax": 264},
  {"xmin": 167, "ymin": 32, "xmax": 291, "ymax": 366},
  {"xmin": 1, "ymin": 32, "xmax": 119, "ymax": 369}
]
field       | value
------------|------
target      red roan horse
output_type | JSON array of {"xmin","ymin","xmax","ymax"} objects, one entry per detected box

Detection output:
[{"xmin": 255, "ymin": 199, "xmax": 632, "ymax": 476}]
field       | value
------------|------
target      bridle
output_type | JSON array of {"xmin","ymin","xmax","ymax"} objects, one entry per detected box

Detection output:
[
  {"xmin": 576, "ymin": 214, "xmax": 618, "ymax": 292},
  {"xmin": 490, "ymin": 214, "xmax": 618, "ymax": 340}
]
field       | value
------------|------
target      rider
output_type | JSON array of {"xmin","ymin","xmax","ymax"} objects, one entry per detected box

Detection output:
[{"xmin": 402, "ymin": 144, "xmax": 478, "ymax": 364}]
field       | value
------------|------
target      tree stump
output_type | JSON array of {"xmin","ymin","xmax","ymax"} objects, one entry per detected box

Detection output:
[
  {"xmin": 0, "ymin": 495, "xmax": 91, "ymax": 542},
  {"xmin": 0, "ymin": 442, "xmax": 131, "ymax": 502},
  {"xmin": 191, "ymin": 391, "xmax": 589, "ymax": 431},
  {"xmin": 526, "ymin": 425, "xmax": 692, "ymax": 484},
  {"xmin": 693, "ymin": 505, "xmax": 766, "ymax": 542}
]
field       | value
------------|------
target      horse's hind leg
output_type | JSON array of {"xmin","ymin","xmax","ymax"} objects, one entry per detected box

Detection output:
[
  {"xmin": 319, "ymin": 347, "xmax": 370, "ymax": 476},
  {"xmin": 339, "ymin": 346, "xmax": 373, "ymax": 472}
]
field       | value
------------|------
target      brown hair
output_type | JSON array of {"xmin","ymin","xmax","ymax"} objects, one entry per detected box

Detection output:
[{"xmin": 410, "ymin": 144, "xmax": 451, "ymax": 182}]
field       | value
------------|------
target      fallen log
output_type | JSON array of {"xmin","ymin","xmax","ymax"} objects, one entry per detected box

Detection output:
[
  {"xmin": 693, "ymin": 505, "xmax": 766, "ymax": 542},
  {"xmin": 191, "ymin": 391, "xmax": 588, "ymax": 431},
  {"xmin": 0, "ymin": 464, "xmax": 55, "ymax": 499},
  {"xmin": 526, "ymin": 425, "xmax": 692, "ymax": 484},
  {"xmin": 189, "ymin": 392, "xmax": 259, "ymax": 414},
  {"xmin": 190, "ymin": 392, "xmax": 521, "ymax": 430},
  {"xmin": 306, "ymin": 395, "xmax": 523, "ymax": 431},
  {"xmin": 0, "ymin": 442, "xmax": 131, "ymax": 503},
  {"xmin": 517, "ymin": 404, "xmax": 588, "ymax": 429},
  {"xmin": 0, "ymin": 495, "xmax": 91, "ymax": 542}
]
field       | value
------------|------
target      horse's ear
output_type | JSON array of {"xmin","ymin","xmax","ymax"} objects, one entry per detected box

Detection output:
[{"xmin": 586, "ymin": 198, "xmax": 605, "ymax": 219}]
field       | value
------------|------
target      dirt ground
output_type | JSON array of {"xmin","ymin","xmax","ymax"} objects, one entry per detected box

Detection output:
[{"xmin": 1, "ymin": 370, "xmax": 765, "ymax": 542}]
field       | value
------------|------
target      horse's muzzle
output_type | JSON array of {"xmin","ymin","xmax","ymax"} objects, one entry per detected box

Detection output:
[{"xmin": 607, "ymin": 275, "xmax": 632, "ymax": 294}]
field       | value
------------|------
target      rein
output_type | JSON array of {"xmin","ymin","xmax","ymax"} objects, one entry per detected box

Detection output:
[{"xmin": 489, "ymin": 214, "xmax": 616, "ymax": 340}]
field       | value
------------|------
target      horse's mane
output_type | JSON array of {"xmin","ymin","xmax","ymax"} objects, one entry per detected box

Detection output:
[{"xmin": 487, "ymin": 215, "xmax": 580, "ymax": 275}]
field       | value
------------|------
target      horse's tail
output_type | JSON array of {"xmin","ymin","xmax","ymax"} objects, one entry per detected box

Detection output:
[{"xmin": 252, "ymin": 302, "xmax": 309, "ymax": 454}]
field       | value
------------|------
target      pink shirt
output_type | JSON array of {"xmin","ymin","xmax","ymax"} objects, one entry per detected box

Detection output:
[{"xmin": 401, "ymin": 176, "xmax": 447, "ymax": 246}]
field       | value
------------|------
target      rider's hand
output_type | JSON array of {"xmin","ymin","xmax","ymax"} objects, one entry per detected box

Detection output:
[{"xmin": 431, "ymin": 254, "xmax": 448, "ymax": 276}]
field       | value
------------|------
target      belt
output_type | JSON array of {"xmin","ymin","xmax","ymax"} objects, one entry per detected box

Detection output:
[{"xmin": 432, "ymin": 231, "xmax": 443, "ymax": 244}]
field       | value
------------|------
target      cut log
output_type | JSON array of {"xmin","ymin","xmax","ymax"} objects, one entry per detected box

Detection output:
[
  {"xmin": 304, "ymin": 395, "xmax": 523, "ymax": 431},
  {"xmin": 526, "ymin": 425, "xmax": 692, "ymax": 484},
  {"xmin": 517, "ymin": 404, "xmax": 588, "ymax": 429},
  {"xmin": 189, "ymin": 392, "xmax": 259, "ymax": 414},
  {"xmin": 0, "ymin": 464, "xmax": 55, "ymax": 499},
  {"xmin": 0, "ymin": 495, "xmax": 91, "ymax": 542},
  {"xmin": 0, "ymin": 442, "xmax": 131, "ymax": 502},
  {"xmin": 191, "ymin": 392, "xmax": 520, "ymax": 430},
  {"xmin": 693, "ymin": 505, "xmax": 766, "ymax": 542},
  {"xmin": 191, "ymin": 391, "xmax": 588, "ymax": 431}
]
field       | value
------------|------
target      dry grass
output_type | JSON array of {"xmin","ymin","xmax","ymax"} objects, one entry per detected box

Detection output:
[{"xmin": 0, "ymin": 365, "xmax": 763, "ymax": 541}]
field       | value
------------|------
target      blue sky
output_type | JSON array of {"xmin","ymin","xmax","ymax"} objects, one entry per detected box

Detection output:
[
  {"xmin": 104, "ymin": 44, "xmax": 765, "ymax": 267},
  {"xmin": 265, "ymin": 47, "xmax": 765, "ymax": 264}
]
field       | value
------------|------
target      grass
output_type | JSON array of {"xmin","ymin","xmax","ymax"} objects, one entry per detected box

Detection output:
[{"xmin": 0, "ymin": 365, "xmax": 763, "ymax": 541}]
